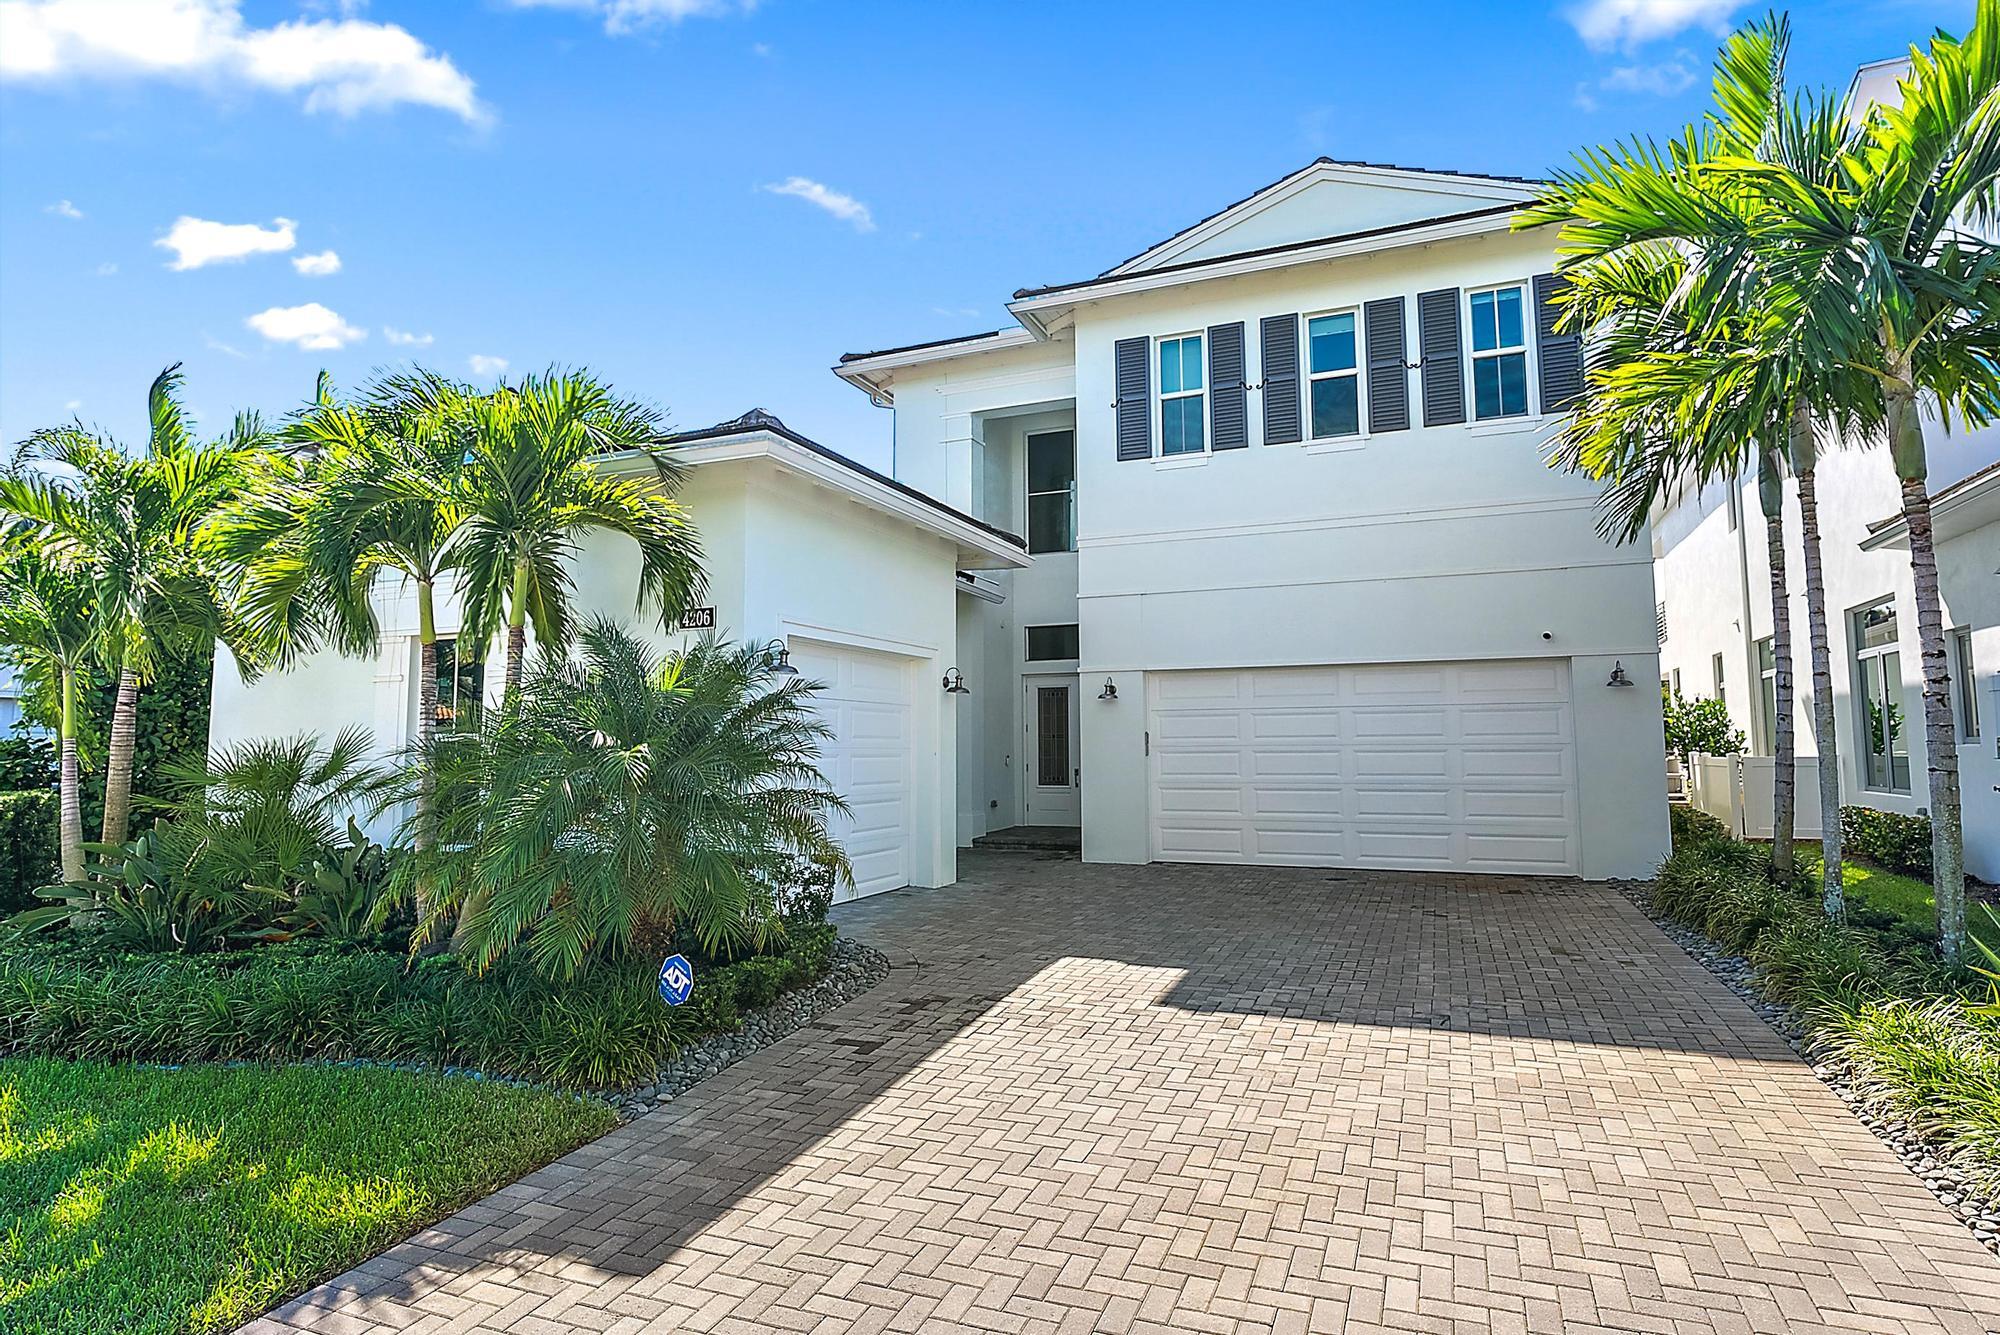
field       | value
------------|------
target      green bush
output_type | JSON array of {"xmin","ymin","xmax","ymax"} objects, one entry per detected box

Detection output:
[
  {"xmin": 1667, "ymin": 803, "xmax": 1730, "ymax": 851},
  {"xmin": 0, "ymin": 729, "xmax": 56, "ymax": 790},
  {"xmin": 1840, "ymin": 805, "xmax": 1934, "ymax": 879},
  {"xmin": 1662, "ymin": 688, "xmax": 1746, "ymax": 763},
  {"xmin": 0, "ymin": 922, "xmax": 840, "ymax": 1092},
  {"xmin": 0, "ymin": 790, "xmax": 57, "ymax": 915}
]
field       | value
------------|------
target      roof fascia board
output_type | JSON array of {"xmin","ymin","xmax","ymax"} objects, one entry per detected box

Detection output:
[
  {"xmin": 832, "ymin": 327, "xmax": 1040, "ymax": 382},
  {"xmin": 1859, "ymin": 463, "xmax": 2000, "ymax": 550}
]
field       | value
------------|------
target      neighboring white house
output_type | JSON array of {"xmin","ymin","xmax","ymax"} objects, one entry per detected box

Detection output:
[
  {"xmin": 213, "ymin": 157, "xmax": 1673, "ymax": 896},
  {"xmin": 0, "ymin": 664, "xmax": 30, "ymax": 737},
  {"xmin": 837, "ymin": 158, "xmax": 1668, "ymax": 881}
]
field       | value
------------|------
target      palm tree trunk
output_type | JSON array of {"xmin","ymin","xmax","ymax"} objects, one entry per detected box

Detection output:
[
  {"xmin": 58, "ymin": 667, "xmax": 82, "ymax": 884},
  {"xmin": 99, "ymin": 663, "xmax": 140, "ymax": 846},
  {"xmin": 502, "ymin": 559, "xmax": 529, "ymax": 703},
  {"xmin": 1886, "ymin": 378, "xmax": 1964, "ymax": 962},
  {"xmin": 1758, "ymin": 445, "xmax": 1794, "ymax": 879},
  {"xmin": 1796, "ymin": 464, "xmax": 1845, "ymax": 919}
]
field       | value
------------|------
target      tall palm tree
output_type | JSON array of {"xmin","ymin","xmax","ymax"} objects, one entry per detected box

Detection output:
[
  {"xmin": 0, "ymin": 366, "xmax": 254, "ymax": 845},
  {"xmin": 215, "ymin": 369, "xmax": 473, "ymax": 851},
  {"xmin": 0, "ymin": 548, "xmax": 96, "ymax": 882},
  {"xmin": 455, "ymin": 370, "xmax": 705, "ymax": 700},
  {"xmin": 1719, "ymin": 4, "xmax": 2000, "ymax": 959},
  {"xmin": 1523, "ymin": 15, "xmax": 1861, "ymax": 903}
]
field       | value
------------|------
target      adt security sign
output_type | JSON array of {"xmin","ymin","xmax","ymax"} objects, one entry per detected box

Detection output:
[{"xmin": 658, "ymin": 953, "xmax": 694, "ymax": 1007}]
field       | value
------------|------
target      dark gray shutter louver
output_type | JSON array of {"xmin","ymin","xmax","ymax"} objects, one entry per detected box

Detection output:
[
  {"xmin": 1533, "ymin": 271, "xmax": 1584, "ymax": 413},
  {"xmin": 1114, "ymin": 336, "xmax": 1151, "ymax": 461},
  {"xmin": 1417, "ymin": 287, "xmax": 1465, "ymax": 426},
  {"xmin": 1260, "ymin": 314, "xmax": 1301, "ymax": 445},
  {"xmin": 1208, "ymin": 322, "xmax": 1247, "ymax": 450},
  {"xmin": 1363, "ymin": 297, "xmax": 1410, "ymax": 433}
]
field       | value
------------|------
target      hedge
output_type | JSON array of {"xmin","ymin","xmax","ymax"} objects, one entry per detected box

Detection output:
[
  {"xmin": 1840, "ymin": 805, "xmax": 1934, "ymax": 879},
  {"xmin": 0, "ymin": 789, "xmax": 58, "ymax": 915}
]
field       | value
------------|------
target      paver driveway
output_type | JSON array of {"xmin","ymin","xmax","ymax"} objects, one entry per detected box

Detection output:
[{"xmin": 245, "ymin": 854, "xmax": 2000, "ymax": 1334}]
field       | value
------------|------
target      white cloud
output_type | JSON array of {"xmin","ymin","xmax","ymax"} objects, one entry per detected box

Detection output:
[
  {"xmin": 203, "ymin": 332, "xmax": 247, "ymax": 358},
  {"xmin": 383, "ymin": 326, "xmax": 433, "ymax": 346},
  {"xmin": 760, "ymin": 176, "xmax": 874, "ymax": 232},
  {"xmin": 931, "ymin": 306, "xmax": 979, "ymax": 319},
  {"xmin": 0, "ymin": 0, "xmax": 486, "ymax": 123},
  {"xmin": 504, "ymin": 0, "xmax": 752, "ymax": 36},
  {"xmin": 63, "ymin": 399, "xmax": 81, "ymax": 411},
  {"xmin": 94, "ymin": 261, "xmax": 117, "ymax": 276},
  {"xmin": 156, "ymin": 215, "xmax": 295, "ymax": 270},
  {"xmin": 44, "ymin": 198, "xmax": 83, "ymax": 218},
  {"xmin": 292, "ymin": 248, "xmax": 341, "ymax": 275},
  {"xmin": 467, "ymin": 353, "xmax": 508, "ymax": 375},
  {"xmin": 246, "ymin": 301, "xmax": 363, "ymax": 350},
  {"xmin": 1567, "ymin": 0, "xmax": 1740, "ymax": 51},
  {"xmin": 1600, "ymin": 57, "xmax": 1697, "ymax": 96}
]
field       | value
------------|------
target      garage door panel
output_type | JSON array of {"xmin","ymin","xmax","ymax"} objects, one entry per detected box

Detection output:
[
  {"xmin": 801, "ymin": 642, "xmax": 912, "ymax": 903},
  {"xmin": 1150, "ymin": 659, "xmax": 1577, "ymax": 876}
]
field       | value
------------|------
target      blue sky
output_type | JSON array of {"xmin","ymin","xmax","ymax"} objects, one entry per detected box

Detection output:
[{"xmin": 0, "ymin": 0, "xmax": 1976, "ymax": 473}]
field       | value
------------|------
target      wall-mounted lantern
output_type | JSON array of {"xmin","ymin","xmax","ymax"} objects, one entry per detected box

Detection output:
[
  {"xmin": 1098, "ymin": 679, "xmax": 1118, "ymax": 701},
  {"xmin": 1606, "ymin": 661, "xmax": 1635, "ymax": 688},
  {"xmin": 942, "ymin": 667, "xmax": 970, "ymax": 694},
  {"xmin": 770, "ymin": 645, "xmax": 799, "ymax": 677}
]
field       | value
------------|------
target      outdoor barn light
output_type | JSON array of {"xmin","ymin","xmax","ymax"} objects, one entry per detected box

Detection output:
[
  {"xmin": 770, "ymin": 646, "xmax": 798, "ymax": 677},
  {"xmin": 942, "ymin": 668, "xmax": 969, "ymax": 694},
  {"xmin": 1098, "ymin": 678, "xmax": 1118, "ymax": 701},
  {"xmin": 1606, "ymin": 661, "xmax": 1635, "ymax": 688}
]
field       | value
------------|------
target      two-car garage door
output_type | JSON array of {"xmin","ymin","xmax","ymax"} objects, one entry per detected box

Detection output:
[{"xmin": 1149, "ymin": 659, "xmax": 1578, "ymax": 875}]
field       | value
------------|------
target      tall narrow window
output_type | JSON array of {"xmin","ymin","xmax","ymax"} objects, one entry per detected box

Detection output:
[
  {"xmin": 432, "ymin": 638, "xmax": 484, "ymax": 733},
  {"xmin": 1851, "ymin": 600, "xmax": 1909, "ymax": 791},
  {"xmin": 1026, "ymin": 430, "xmax": 1075, "ymax": 554},
  {"xmin": 1954, "ymin": 628, "xmax": 1981, "ymax": 740},
  {"xmin": 1157, "ymin": 333, "xmax": 1205, "ymax": 456},
  {"xmin": 1469, "ymin": 286, "xmax": 1528, "ymax": 420},
  {"xmin": 1306, "ymin": 312, "xmax": 1360, "ymax": 440},
  {"xmin": 1712, "ymin": 652, "xmax": 1727, "ymax": 706},
  {"xmin": 1756, "ymin": 637, "xmax": 1777, "ymax": 755}
]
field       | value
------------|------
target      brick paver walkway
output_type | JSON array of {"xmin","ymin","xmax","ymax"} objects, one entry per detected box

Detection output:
[{"xmin": 244, "ymin": 855, "xmax": 2000, "ymax": 1334}]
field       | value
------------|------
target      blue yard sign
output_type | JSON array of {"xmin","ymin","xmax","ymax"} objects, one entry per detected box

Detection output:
[{"xmin": 658, "ymin": 953, "xmax": 695, "ymax": 1007}]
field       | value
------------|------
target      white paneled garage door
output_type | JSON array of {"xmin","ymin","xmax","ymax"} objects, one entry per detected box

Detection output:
[
  {"xmin": 1149, "ymin": 660, "xmax": 1578, "ymax": 875},
  {"xmin": 788, "ymin": 641, "xmax": 913, "ymax": 902}
]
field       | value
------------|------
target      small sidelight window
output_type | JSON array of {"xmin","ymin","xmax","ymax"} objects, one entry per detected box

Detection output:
[
  {"xmin": 1954, "ymin": 628, "xmax": 1981, "ymax": 740},
  {"xmin": 1469, "ymin": 285, "xmax": 1529, "ymax": 420},
  {"xmin": 1307, "ymin": 312, "xmax": 1361, "ymax": 440},
  {"xmin": 1157, "ymin": 333, "xmax": 1206, "ymax": 455},
  {"xmin": 1756, "ymin": 637, "xmax": 1777, "ymax": 755},
  {"xmin": 1852, "ymin": 599, "xmax": 1910, "ymax": 791},
  {"xmin": 1026, "ymin": 430, "xmax": 1076, "ymax": 554},
  {"xmin": 1025, "ymin": 623, "xmax": 1080, "ymax": 662}
]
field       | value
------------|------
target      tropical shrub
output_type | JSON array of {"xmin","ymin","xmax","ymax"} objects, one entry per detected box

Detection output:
[
  {"xmin": 0, "ymin": 789, "xmax": 58, "ymax": 913},
  {"xmin": 14, "ymin": 828, "xmax": 279, "ymax": 953},
  {"xmin": 1662, "ymin": 689, "xmax": 1746, "ymax": 763},
  {"xmin": 1667, "ymin": 803, "xmax": 1729, "ymax": 851},
  {"xmin": 0, "ymin": 729, "xmax": 56, "ymax": 790},
  {"xmin": 405, "ymin": 620, "xmax": 850, "ymax": 979},
  {"xmin": 1840, "ymin": 805, "xmax": 1934, "ymax": 879},
  {"xmin": 281, "ymin": 820, "xmax": 397, "ymax": 944}
]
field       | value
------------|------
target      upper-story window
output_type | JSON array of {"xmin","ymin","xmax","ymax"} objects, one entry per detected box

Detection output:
[
  {"xmin": 1954, "ymin": 627, "xmax": 1981, "ymax": 740},
  {"xmin": 1157, "ymin": 333, "xmax": 1205, "ymax": 456},
  {"xmin": 1026, "ymin": 430, "xmax": 1075, "ymax": 554},
  {"xmin": 1307, "ymin": 312, "xmax": 1361, "ymax": 440},
  {"xmin": 1851, "ymin": 598, "xmax": 1910, "ymax": 791},
  {"xmin": 1469, "ymin": 285, "xmax": 1529, "ymax": 420}
]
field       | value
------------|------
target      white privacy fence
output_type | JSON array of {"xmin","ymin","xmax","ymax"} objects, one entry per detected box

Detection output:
[{"xmin": 1682, "ymin": 753, "xmax": 1826, "ymax": 840}]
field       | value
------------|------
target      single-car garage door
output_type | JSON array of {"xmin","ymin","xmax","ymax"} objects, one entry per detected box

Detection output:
[
  {"xmin": 788, "ymin": 640, "xmax": 914, "ymax": 902},
  {"xmin": 1149, "ymin": 659, "xmax": 1578, "ymax": 875}
]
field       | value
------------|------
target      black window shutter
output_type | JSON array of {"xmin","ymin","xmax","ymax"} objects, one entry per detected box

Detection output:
[
  {"xmin": 1417, "ymin": 287, "xmax": 1465, "ymax": 427},
  {"xmin": 1533, "ymin": 271, "xmax": 1584, "ymax": 413},
  {"xmin": 1114, "ymin": 336, "xmax": 1151, "ymax": 461},
  {"xmin": 1363, "ymin": 297, "xmax": 1410, "ymax": 433},
  {"xmin": 1260, "ymin": 314, "xmax": 1301, "ymax": 445},
  {"xmin": 1208, "ymin": 322, "xmax": 1247, "ymax": 450}
]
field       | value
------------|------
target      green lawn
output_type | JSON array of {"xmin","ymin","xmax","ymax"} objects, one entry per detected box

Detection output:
[
  {"xmin": 1797, "ymin": 847, "xmax": 1998, "ymax": 953},
  {"xmin": 0, "ymin": 1059, "xmax": 617, "ymax": 1335}
]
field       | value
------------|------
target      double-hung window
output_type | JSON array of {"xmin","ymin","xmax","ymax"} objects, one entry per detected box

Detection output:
[
  {"xmin": 1307, "ymin": 312, "xmax": 1361, "ymax": 440},
  {"xmin": 1756, "ymin": 637, "xmax": 1777, "ymax": 755},
  {"xmin": 1157, "ymin": 333, "xmax": 1205, "ymax": 456},
  {"xmin": 1851, "ymin": 599, "xmax": 1910, "ymax": 791},
  {"xmin": 1026, "ymin": 430, "xmax": 1075, "ymax": 554},
  {"xmin": 1469, "ymin": 285, "xmax": 1529, "ymax": 420},
  {"xmin": 1954, "ymin": 628, "xmax": 1981, "ymax": 740}
]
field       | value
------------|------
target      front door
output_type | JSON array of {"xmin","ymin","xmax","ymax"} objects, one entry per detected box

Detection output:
[{"xmin": 1024, "ymin": 675, "xmax": 1081, "ymax": 825}]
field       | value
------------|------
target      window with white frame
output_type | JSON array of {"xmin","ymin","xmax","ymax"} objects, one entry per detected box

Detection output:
[
  {"xmin": 1851, "ymin": 599, "xmax": 1910, "ymax": 791},
  {"xmin": 1469, "ymin": 285, "xmax": 1528, "ymax": 420},
  {"xmin": 1026, "ymin": 430, "xmax": 1075, "ymax": 554},
  {"xmin": 1712, "ymin": 652, "xmax": 1727, "ymax": 707},
  {"xmin": 1756, "ymin": 637, "xmax": 1777, "ymax": 755},
  {"xmin": 1954, "ymin": 628, "xmax": 1981, "ymax": 740},
  {"xmin": 1157, "ymin": 333, "xmax": 1205, "ymax": 456},
  {"xmin": 1306, "ymin": 312, "xmax": 1361, "ymax": 440}
]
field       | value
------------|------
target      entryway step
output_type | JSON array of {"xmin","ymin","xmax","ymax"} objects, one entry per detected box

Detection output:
[{"xmin": 971, "ymin": 825, "xmax": 1082, "ymax": 854}]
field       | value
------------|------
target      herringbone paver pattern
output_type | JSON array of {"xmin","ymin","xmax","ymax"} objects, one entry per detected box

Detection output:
[{"xmin": 242, "ymin": 855, "xmax": 2000, "ymax": 1334}]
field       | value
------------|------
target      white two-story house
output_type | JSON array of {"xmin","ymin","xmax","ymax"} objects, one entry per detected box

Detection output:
[{"xmin": 212, "ymin": 158, "xmax": 1671, "ymax": 898}]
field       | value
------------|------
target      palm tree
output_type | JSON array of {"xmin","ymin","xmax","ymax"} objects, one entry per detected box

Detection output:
[
  {"xmin": 1718, "ymin": 5, "xmax": 2000, "ymax": 959},
  {"xmin": 455, "ymin": 370, "xmax": 705, "ymax": 700},
  {"xmin": 403, "ymin": 619, "xmax": 850, "ymax": 980},
  {"xmin": 1, "ymin": 366, "xmax": 254, "ymax": 846},
  {"xmin": 215, "ymin": 369, "xmax": 473, "ymax": 851},
  {"xmin": 0, "ymin": 548, "xmax": 96, "ymax": 882},
  {"xmin": 1523, "ymin": 15, "xmax": 1860, "ymax": 903}
]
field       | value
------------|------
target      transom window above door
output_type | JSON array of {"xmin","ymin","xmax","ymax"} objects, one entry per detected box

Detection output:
[
  {"xmin": 1157, "ymin": 333, "xmax": 1205, "ymax": 456},
  {"xmin": 1469, "ymin": 285, "xmax": 1528, "ymax": 420},
  {"xmin": 1307, "ymin": 312, "xmax": 1360, "ymax": 440},
  {"xmin": 1026, "ymin": 430, "xmax": 1075, "ymax": 555}
]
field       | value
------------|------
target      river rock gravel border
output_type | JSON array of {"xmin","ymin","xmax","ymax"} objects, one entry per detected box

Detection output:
[
  {"xmin": 615, "ymin": 936, "xmax": 891, "ymax": 1118},
  {"xmin": 1614, "ymin": 877, "xmax": 2000, "ymax": 1259}
]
